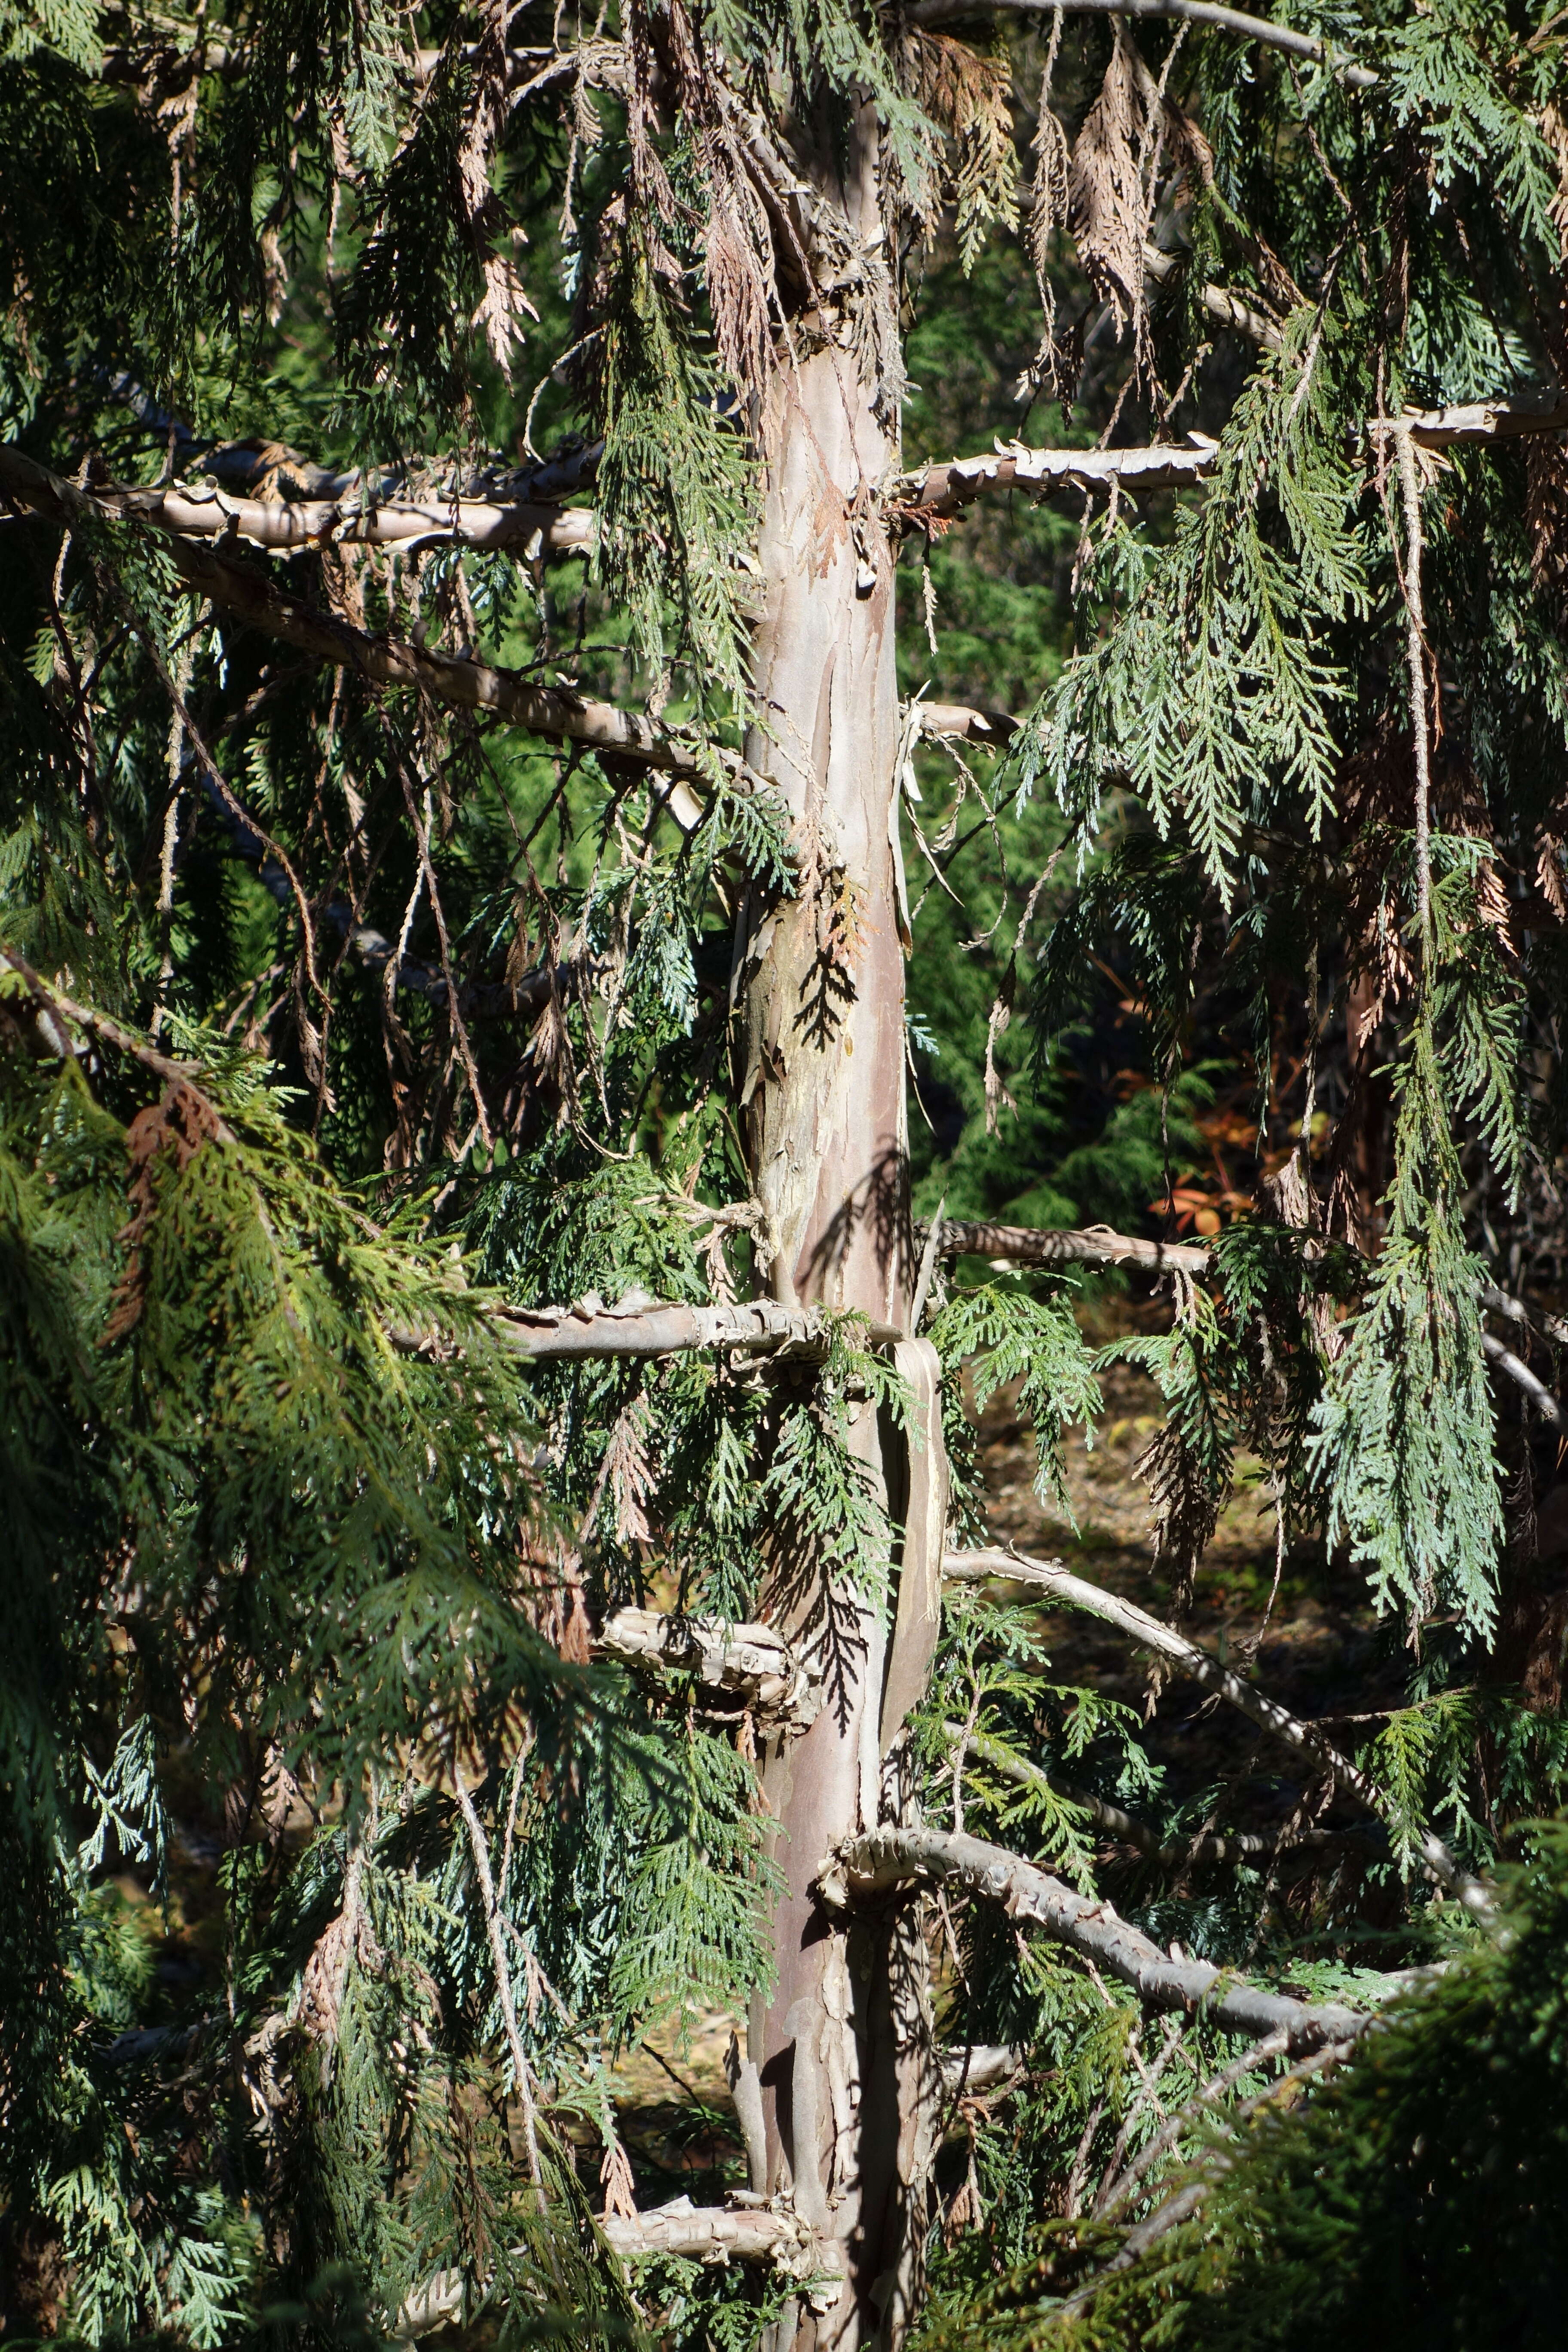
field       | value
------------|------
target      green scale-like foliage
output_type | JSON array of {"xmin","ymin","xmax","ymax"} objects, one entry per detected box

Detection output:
[{"xmin": 3, "ymin": 0, "xmax": 1568, "ymax": 2340}]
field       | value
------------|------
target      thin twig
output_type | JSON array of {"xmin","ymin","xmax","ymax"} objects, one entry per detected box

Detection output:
[
  {"xmin": 450, "ymin": 1761, "xmax": 548, "ymax": 2203},
  {"xmin": 1393, "ymin": 423, "xmax": 1433, "ymax": 946}
]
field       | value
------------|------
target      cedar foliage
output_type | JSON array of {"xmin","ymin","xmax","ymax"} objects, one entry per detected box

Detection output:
[{"xmin": 2, "ymin": 0, "xmax": 1568, "ymax": 2343}]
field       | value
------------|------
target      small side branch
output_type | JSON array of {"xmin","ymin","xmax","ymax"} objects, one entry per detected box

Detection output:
[
  {"xmin": 944, "ymin": 1547, "xmax": 1482, "ymax": 1905},
  {"xmin": 949, "ymin": 1722, "xmax": 1366, "ymax": 1866},
  {"xmin": 1142, "ymin": 243, "xmax": 1282, "ymax": 349},
  {"xmin": 915, "ymin": 702, "xmax": 1021, "ymax": 747},
  {"xmin": 907, "ymin": 0, "xmax": 1379, "ymax": 86},
  {"xmin": 818, "ymin": 1826, "xmax": 1374, "ymax": 2054},
  {"xmin": 1481, "ymin": 1332, "xmax": 1565, "ymax": 1429}
]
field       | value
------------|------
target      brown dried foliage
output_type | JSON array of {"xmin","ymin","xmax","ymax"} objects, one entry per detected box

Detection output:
[
  {"xmin": 105, "ymin": 1079, "xmax": 226, "ymax": 1343},
  {"xmin": 1068, "ymin": 26, "xmax": 1147, "ymax": 336}
]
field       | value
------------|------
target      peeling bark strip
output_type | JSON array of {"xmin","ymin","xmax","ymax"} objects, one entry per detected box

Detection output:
[
  {"xmin": 603, "ymin": 2196, "xmax": 841, "ymax": 2282},
  {"xmin": 945, "ymin": 1547, "xmax": 1485, "ymax": 1906},
  {"xmin": 73, "ymin": 478, "xmax": 594, "ymax": 557},
  {"xmin": 597, "ymin": 1606, "xmax": 819, "ymax": 1728},
  {"xmin": 479, "ymin": 1295, "xmax": 900, "ymax": 1360},
  {"xmin": 818, "ymin": 1827, "xmax": 1374, "ymax": 2055},
  {"xmin": 0, "ymin": 446, "xmax": 705, "ymax": 777},
  {"xmin": 895, "ymin": 393, "xmax": 1568, "ymax": 523}
]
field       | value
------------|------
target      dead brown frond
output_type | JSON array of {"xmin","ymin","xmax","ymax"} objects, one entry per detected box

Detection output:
[
  {"xmin": 1068, "ymin": 27, "xmax": 1147, "ymax": 340},
  {"xmin": 105, "ymin": 1079, "xmax": 227, "ymax": 1343}
]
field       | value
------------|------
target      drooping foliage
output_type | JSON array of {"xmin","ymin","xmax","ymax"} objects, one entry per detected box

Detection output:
[{"xmin": 2, "ymin": 0, "xmax": 1568, "ymax": 2341}]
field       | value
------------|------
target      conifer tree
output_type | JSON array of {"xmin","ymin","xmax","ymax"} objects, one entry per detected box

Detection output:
[{"xmin": 2, "ymin": 0, "xmax": 1567, "ymax": 2345}]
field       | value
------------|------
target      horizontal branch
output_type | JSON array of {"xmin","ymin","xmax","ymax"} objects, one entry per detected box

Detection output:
[
  {"xmin": 99, "ymin": 375, "xmax": 604, "ymax": 507},
  {"xmin": 394, "ymin": 2200, "xmax": 833, "ymax": 2337},
  {"xmin": 896, "ymin": 438, "xmax": 1217, "ymax": 525},
  {"xmin": 481, "ymin": 1294, "xmax": 901, "ymax": 1360},
  {"xmin": 935, "ymin": 1217, "xmax": 1213, "ymax": 1275},
  {"xmin": 598, "ymin": 1606, "xmax": 819, "ymax": 1727},
  {"xmin": 944, "ymin": 1547, "xmax": 1483, "ymax": 1905},
  {"xmin": 602, "ymin": 2196, "xmax": 836, "ymax": 2274},
  {"xmin": 1368, "ymin": 394, "xmax": 1568, "ymax": 448},
  {"xmin": 0, "ymin": 445, "xmax": 703, "ymax": 776},
  {"xmin": 818, "ymin": 1825, "xmax": 1375, "ymax": 2053},
  {"xmin": 392, "ymin": 1292, "xmax": 901, "ymax": 1365},
  {"xmin": 897, "ymin": 392, "xmax": 1568, "ymax": 524},
  {"xmin": 941, "ymin": 2042, "xmax": 1025, "ymax": 2094},
  {"xmin": 908, "ymin": 0, "xmax": 1378, "ymax": 82},
  {"xmin": 935, "ymin": 1221, "xmax": 1561, "ymax": 1425},
  {"xmin": 93, "ymin": 477, "xmax": 593, "ymax": 558}
]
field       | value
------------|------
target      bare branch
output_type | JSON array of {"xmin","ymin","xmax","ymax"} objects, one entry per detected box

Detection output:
[
  {"xmin": 934, "ymin": 1217, "xmax": 1213, "ymax": 1275},
  {"xmin": 818, "ymin": 1825, "xmax": 1375, "ymax": 2053},
  {"xmin": 601, "ymin": 2197, "xmax": 839, "ymax": 2277},
  {"xmin": 932, "ymin": 1223, "xmax": 1562, "ymax": 1425},
  {"xmin": 896, "ymin": 393, "xmax": 1568, "ymax": 524},
  {"xmin": 1481, "ymin": 1331, "xmax": 1565, "ymax": 1429},
  {"xmin": 1482, "ymin": 1283, "xmax": 1568, "ymax": 1350},
  {"xmin": 896, "ymin": 438, "xmax": 1218, "ymax": 525},
  {"xmin": 943, "ymin": 1547, "xmax": 1483, "ymax": 1905},
  {"xmin": 1093, "ymin": 2026, "xmax": 1291, "ymax": 2218},
  {"xmin": 98, "ymin": 371, "xmax": 604, "ymax": 506},
  {"xmin": 0, "ymin": 445, "xmax": 708, "ymax": 777},
  {"xmin": 908, "ymin": 0, "xmax": 1379, "ymax": 85},
  {"xmin": 914, "ymin": 701, "xmax": 1020, "ymax": 747},
  {"xmin": 477, "ymin": 1295, "xmax": 900, "ymax": 1361},
  {"xmin": 1142, "ymin": 242, "xmax": 1282, "ymax": 349},
  {"xmin": 89, "ymin": 477, "xmax": 593, "ymax": 558},
  {"xmin": 941, "ymin": 2043, "xmax": 1025, "ymax": 2094},
  {"xmin": 450, "ymin": 1762, "xmax": 547, "ymax": 2199},
  {"xmin": 1051, "ymin": 2033, "xmax": 1358, "ymax": 2319}
]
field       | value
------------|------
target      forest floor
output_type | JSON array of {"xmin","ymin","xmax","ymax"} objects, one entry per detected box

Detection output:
[{"xmin": 608, "ymin": 1314, "xmax": 1405, "ymax": 2199}]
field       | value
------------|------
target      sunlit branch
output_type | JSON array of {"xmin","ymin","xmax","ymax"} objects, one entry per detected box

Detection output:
[
  {"xmin": 0, "ymin": 444, "xmax": 710, "ymax": 778},
  {"xmin": 897, "ymin": 393, "xmax": 1568, "ymax": 524},
  {"xmin": 943, "ymin": 1546, "xmax": 1484, "ymax": 1905},
  {"xmin": 818, "ymin": 1824, "xmax": 1379, "ymax": 2052},
  {"xmin": 907, "ymin": 0, "xmax": 1379, "ymax": 86}
]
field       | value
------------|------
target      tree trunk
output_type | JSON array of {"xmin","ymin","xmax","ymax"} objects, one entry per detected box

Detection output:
[{"xmin": 737, "ymin": 107, "xmax": 943, "ymax": 2352}]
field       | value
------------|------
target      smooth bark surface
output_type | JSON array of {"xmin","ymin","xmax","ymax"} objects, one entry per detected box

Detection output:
[{"xmin": 735, "ymin": 107, "xmax": 941, "ymax": 2346}]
